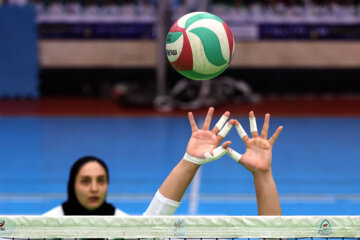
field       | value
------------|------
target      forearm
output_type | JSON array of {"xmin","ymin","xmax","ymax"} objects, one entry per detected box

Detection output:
[
  {"xmin": 158, "ymin": 159, "xmax": 200, "ymax": 202},
  {"xmin": 253, "ymin": 170, "xmax": 282, "ymax": 215}
]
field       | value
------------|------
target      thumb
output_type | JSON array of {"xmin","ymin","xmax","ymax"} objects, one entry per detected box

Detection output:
[{"xmin": 221, "ymin": 141, "xmax": 232, "ymax": 149}]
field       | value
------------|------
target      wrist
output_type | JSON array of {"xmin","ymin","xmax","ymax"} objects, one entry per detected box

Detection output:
[
  {"xmin": 180, "ymin": 158, "xmax": 201, "ymax": 169},
  {"xmin": 252, "ymin": 169, "xmax": 273, "ymax": 182}
]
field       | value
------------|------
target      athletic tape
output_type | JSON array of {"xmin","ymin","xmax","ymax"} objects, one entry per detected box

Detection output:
[
  {"xmin": 249, "ymin": 116, "xmax": 258, "ymax": 133},
  {"xmin": 235, "ymin": 123, "xmax": 247, "ymax": 139},
  {"xmin": 227, "ymin": 148, "xmax": 243, "ymax": 162},
  {"xmin": 218, "ymin": 122, "xmax": 233, "ymax": 138},
  {"xmin": 204, "ymin": 146, "xmax": 227, "ymax": 161},
  {"xmin": 215, "ymin": 114, "xmax": 228, "ymax": 131},
  {"xmin": 183, "ymin": 146, "xmax": 227, "ymax": 165},
  {"xmin": 183, "ymin": 153, "xmax": 203, "ymax": 165}
]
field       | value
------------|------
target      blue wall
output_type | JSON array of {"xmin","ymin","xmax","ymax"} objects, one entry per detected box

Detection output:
[{"xmin": 0, "ymin": 4, "xmax": 38, "ymax": 97}]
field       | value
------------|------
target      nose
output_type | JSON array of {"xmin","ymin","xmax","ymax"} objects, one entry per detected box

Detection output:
[{"xmin": 90, "ymin": 180, "xmax": 98, "ymax": 192}]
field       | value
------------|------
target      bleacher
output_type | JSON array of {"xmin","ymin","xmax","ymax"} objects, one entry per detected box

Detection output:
[{"xmin": 1, "ymin": 0, "xmax": 360, "ymax": 100}]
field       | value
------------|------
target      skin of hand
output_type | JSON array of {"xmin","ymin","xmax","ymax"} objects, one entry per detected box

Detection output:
[
  {"xmin": 229, "ymin": 111, "xmax": 283, "ymax": 215},
  {"xmin": 186, "ymin": 107, "xmax": 234, "ymax": 158},
  {"xmin": 233, "ymin": 111, "xmax": 283, "ymax": 177},
  {"xmin": 158, "ymin": 107, "xmax": 234, "ymax": 202}
]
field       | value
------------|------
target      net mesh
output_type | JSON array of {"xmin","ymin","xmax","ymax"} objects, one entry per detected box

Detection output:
[{"xmin": 0, "ymin": 216, "xmax": 359, "ymax": 239}]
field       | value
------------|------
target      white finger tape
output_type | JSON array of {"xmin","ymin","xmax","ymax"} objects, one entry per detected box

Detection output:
[
  {"xmin": 204, "ymin": 146, "xmax": 227, "ymax": 163},
  {"xmin": 249, "ymin": 116, "xmax": 258, "ymax": 133},
  {"xmin": 218, "ymin": 122, "xmax": 233, "ymax": 138},
  {"xmin": 215, "ymin": 114, "xmax": 228, "ymax": 131},
  {"xmin": 235, "ymin": 123, "xmax": 247, "ymax": 139},
  {"xmin": 227, "ymin": 148, "xmax": 243, "ymax": 162}
]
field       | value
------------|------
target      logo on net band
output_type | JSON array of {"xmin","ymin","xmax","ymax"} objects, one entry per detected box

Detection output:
[
  {"xmin": 172, "ymin": 219, "xmax": 185, "ymax": 236},
  {"xmin": 0, "ymin": 220, "xmax": 5, "ymax": 231},
  {"xmin": 318, "ymin": 219, "xmax": 332, "ymax": 236}
]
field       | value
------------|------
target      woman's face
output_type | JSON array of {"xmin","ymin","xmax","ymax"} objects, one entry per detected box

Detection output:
[{"xmin": 74, "ymin": 161, "xmax": 108, "ymax": 211}]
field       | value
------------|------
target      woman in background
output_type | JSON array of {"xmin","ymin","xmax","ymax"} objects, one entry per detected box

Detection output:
[
  {"xmin": 44, "ymin": 156, "xmax": 129, "ymax": 216},
  {"xmin": 44, "ymin": 155, "xmax": 180, "ymax": 216}
]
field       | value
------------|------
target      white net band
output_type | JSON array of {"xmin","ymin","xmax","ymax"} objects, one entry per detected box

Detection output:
[{"xmin": 0, "ymin": 215, "xmax": 360, "ymax": 239}]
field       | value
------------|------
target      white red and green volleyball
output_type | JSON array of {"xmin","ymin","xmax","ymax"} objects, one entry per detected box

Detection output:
[{"xmin": 166, "ymin": 12, "xmax": 235, "ymax": 81}]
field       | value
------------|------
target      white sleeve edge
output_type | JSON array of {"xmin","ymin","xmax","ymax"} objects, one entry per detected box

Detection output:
[{"xmin": 154, "ymin": 190, "xmax": 181, "ymax": 207}]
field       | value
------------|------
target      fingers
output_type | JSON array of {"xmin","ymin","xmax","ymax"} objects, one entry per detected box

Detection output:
[
  {"xmin": 202, "ymin": 107, "xmax": 214, "ymax": 131},
  {"xmin": 189, "ymin": 107, "xmax": 233, "ymax": 137},
  {"xmin": 226, "ymin": 147, "xmax": 242, "ymax": 163},
  {"xmin": 234, "ymin": 120, "xmax": 249, "ymax": 144},
  {"xmin": 249, "ymin": 111, "xmax": 258, "ymax": 138},
  {"xmin": 260, "ymin": 113, "xmax": 270, "ymax": 139},
  {"xmin": 203, "ymin": 146, "xmax": 227, "ymax": 163},
  {"xmin": 212, "ymin": 111, "xmax": 230, "ymax": 134},
  {"xmin": 217, "ymin": 119, "xmax": 234, "ymax": 140},
  {"xmin": 188, "ymin": 112, "xmax": 198, "ymax": 132},
  {"xmin": 269, "ymin": 126, "xmax": 283, "ymax": 146}
]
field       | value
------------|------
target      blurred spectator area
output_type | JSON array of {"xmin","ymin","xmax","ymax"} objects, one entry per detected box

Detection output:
[
  {"xmin": 34, "ymin": 0, "xmax": 360, "ymax": 68},
  {"xmin": 2, "ymin": 0, "xmax": 360, "ymax": 98}
]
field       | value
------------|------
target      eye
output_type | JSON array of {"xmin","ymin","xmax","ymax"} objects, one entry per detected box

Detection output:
[
  {"xmin": 81, "ymin": 178, "xmax": 91, "ymax": 185},
  {"xmin": 97, "ymin": 177, "xmax": 106, "ymax": 184}
]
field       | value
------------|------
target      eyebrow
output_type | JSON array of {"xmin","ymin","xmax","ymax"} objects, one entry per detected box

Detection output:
[{"xmin": 79, "ymin": 175, "xmax": 107, "ymax": 178}]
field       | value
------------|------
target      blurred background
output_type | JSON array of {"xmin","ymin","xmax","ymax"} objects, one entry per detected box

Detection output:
[{"xmin": 0, "ymin": 0, "xmax": 360, "ymax": 215}]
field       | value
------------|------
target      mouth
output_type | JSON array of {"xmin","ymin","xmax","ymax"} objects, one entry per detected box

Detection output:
[{"xmin": 88, "ymin": 196, "xmax": 100, "ymax": 203}]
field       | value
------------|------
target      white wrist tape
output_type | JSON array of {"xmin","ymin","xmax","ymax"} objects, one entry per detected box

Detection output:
[
  {"xmin": 218, "ymin": 122, "xmax": 233, "ymax": 138},
  {"xmin": 227, "ymin": 148, "xmax": 243, "ymax": 162},
  {"xmin": 249, "ymin": 116, "xmax": 258, "ymax": 132},
  {"xmin": 215, "ymin": 114, "xmax": 228, "ymax": 131},
  {"xmin": 183, "ymin": 146, "xmax": 227, "ymax": 165},
  {"xmin": 235, "ymin": 123, "xmax": 247, "ymax": 139}
]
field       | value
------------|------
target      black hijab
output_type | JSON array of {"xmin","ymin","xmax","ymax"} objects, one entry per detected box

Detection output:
[{"xmin": 62, "ymin": 156, "xmax": 116, "ymax": 215}]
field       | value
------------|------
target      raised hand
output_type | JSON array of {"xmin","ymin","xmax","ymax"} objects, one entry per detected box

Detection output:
[
  {"xmin": 227, "ymin": 111, "xmax": 283, "ymax": 215},
  {"xmin": 227, "ymin": 111, "xmax": 283, "ymax": 175},
  {"xmin": 185, "ymin": 107, "xmax": 234, "ymax": 165},
  {"xmin": 155, "ymin": 107, "xmax": 234, "ymax": 204}
]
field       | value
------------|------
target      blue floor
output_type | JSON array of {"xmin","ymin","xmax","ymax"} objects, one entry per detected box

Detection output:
[{"xmin": 0, "ymin": 116, "xmax": 360, "ymax": 215}]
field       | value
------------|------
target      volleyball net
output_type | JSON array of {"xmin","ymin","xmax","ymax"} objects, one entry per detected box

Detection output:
[{"xmin": 0, "ymin": 215, "xmax": 360, "ymax": 239}]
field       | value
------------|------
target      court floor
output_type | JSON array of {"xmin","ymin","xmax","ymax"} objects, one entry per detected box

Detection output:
[{"xmin": 1, "ymin": 114, "xmax": 359, "ymax": 215}]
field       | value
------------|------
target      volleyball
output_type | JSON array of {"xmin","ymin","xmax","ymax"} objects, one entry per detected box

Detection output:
[{"xmin": 166, "ymin": 12, "xmax": 235, "ymax": 81}]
